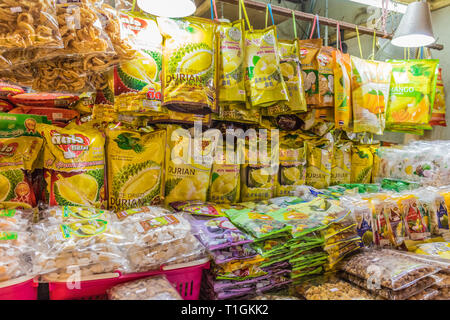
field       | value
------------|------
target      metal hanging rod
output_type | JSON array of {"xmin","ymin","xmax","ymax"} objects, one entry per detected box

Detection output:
[{"xmin": 216, "ymin": 0, "xmax": 444, "ymax": 50}]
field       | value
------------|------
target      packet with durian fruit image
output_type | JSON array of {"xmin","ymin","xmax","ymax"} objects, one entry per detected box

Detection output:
[
  {"xmin": 244, "ymin": 25, "xmax": 289, "ymax": 108},
  {"xmin": 305, "ymin": 137, "xmax": 333, "ymax": 189},
  {"xmin": 297, "ymin": 39, "xmax": 322, "ymax": 106},
  {"xmin": 317, "ymin": 46, "xmax": 336, "ymax": 107},
  {"xmin": 331, "ymin": 141, "xmax": 352, "ymax": 185},
  {"xmin": 36, "ymin": 122, "xmax": 106, "ymax": 209},
  {"xmin": 106, "ymin": 127, "xmax": 166, "ymax": 212},
  {"xmin": 350, "ymin": 144, "xmax": 374, "ymax": 184},
  {"xmin": 158, "ymin": 16, "xmax": 219, "ymax": 114},
  {"xmin": 218, "ymin": 20, "xmax": 246, "ymax": 103},
  {"xmin": 333, "ymin": 50, "xmax": 352, "ymax": 130},
  {"xmin": 215, "ymin": 103, "xmax": 261, "ymax": 125}
]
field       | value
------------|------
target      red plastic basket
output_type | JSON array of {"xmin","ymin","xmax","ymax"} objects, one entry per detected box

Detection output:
[
  {"xmin": 47, "ymin": 259, "xmax": 210, "ymax": 300},
  {"xmin": 0, "ymin": 276, "xmax": 38, "ymax": 300}
]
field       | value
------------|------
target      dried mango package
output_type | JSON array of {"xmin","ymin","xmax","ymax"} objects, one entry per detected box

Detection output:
[
  {"xmin": 430, "ymin": 67, "xmax": 446, "ymax": 126},
  {"xmin": 331, "ymin": 141, "xmax": 352, "ymax": 185},
  {"xmin": 333, "ymin": 51, "xmax": 352, "ymax": 130},
  {"xmin": 158, "ymin": 16, "xmax": 219, "ymax": 114},
  {"xmin": 218, "ymin": 20, "xmax": 246, "ymax": 103},
  {"xmin": 305, "ymin": 138, "xmax": 333, "ymax": 189},
  {"xmin": 244, "ymin": 26, "xmax": 288, "ymax": 107},
  {"xmin": 297, "ymin": 39, "xmax": 322, "ymax": 105},
  {"xmin": 36, "ymin": 122, "xmax": 106, "ymax": 209},
  {"xmin": 351, "ymin": 56, "xmax": 392, "ymax": 135},
  {"xmin": 114, "ymin": 11, "xmax": 163, "ymax": 115},
  {"xmin": 386, "ymin": 59, "xmax": 439, "ymax": 129},
  {"xmin": 277, "ymin": 40, "xmax": 307, "ymax": 113},
  {"xmin": 0, "ymin": 136, "xmax": 43, "ymax": 209},
  {"xmin": 351, "ymin": 145, "xmax": 374, "ymax": 184},
  {"xmin": 317, "ymin": 46, "xmax": 336, "ymax": 107},
  {"xmin": 276, "ymin": 134, "xmax": 306, "ymax": 197},
  {"xmin": 164, "ymin": 125, "xmax": 213, "ymax": 205},
  {"xmin": 106, "ymin": 127, "xmax": 166, "ymax": 211}
]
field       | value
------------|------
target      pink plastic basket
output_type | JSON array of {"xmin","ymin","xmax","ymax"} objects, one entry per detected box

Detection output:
[
  {"xmin": 0, "ymin": 276, "xmax": 38, "ymax": 300},
  {"xmin": 47, "ymin": 259, "xmax": 210, "ymax": 300}
]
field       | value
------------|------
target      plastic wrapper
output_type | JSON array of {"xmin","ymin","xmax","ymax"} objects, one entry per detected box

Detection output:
[
  {"xmin": 108, "ymin": 275, "xmax": 182, "ymax": 300},
  {"xmin": 38, "ymin": 206, "xmax": 111, "ymax": 225},
  {"xmin": 0, "ymin": 208, "xmax": 33, "ymax": 230},
  {"xmin": 0, "ymin": 81, "xmax": 24, "ymax": 98},
  {"xmin": 211, "ymin": 244, "xmax": 258, "ymax": 265},
  {"xmin": 408, "ymin": 287, "xmax": 440, "ymax": 300},
  {"xmin": 0, "ymin": 0, "xmax": 62, "ymax": 50},
  {"xmin": 113, "ymin": 206, "xmax": 172, "ymax": 223},
  {"xmin": 430, "ymin": 67, "xmax": 446, "ymax": 126},
  {"xmin": 0, "ymin": 231, "xmax": 34, "ymax": 282},
  {"xmin": 337, "ymin": 249, "xmax": 440, "ymax": 290},
  {"xmin": 8, "ymin": 92, "xmax": 79, "ymax": 108},
  {"xmin": 1, "ymin": 64, "xmax": 34, "ymax": 87},
  {"xmin": 251, "ymin": 294, "xmax": 300, "ymax": 300},
  {"xmin": 333, "ymin": 50, "xmax": 352, "ymax": 130},
  {"xmin": 31, "ymin": 219, "xmax": 129, "ymax": 280},
  {"xmin": 216, "ymin": 103, "xmax": 261, "ymax": 125},
  {"xmin": 317, "ymin": 46, "xmax": 336, "ymax": 107},
  {"xmin": 305, "ymin": 137, "xmax": 333, "ymax": 189},
  {"xmin": 297, "ymin": 39, "xmax": 322, "ymax": 105},
  {"xmin": 304, "ymin": 279, "xmax": 378, "ymax": 300},
  {"xmin": 331, "ymin": 141, "xmax": 352, "ymax": 185}
]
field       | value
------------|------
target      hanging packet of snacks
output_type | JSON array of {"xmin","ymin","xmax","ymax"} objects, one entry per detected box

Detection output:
[
  {"xmin": 297, "ymin": 38, "xmax": 322, "ymax": 106},
  {"xmin": 351, "ymin": 144, "xmax": 374, "ymax": 184},
  {"xmin": 331, "ymin": 141, "xmax": 352, "ymax": 185},
  {"xmin": 351, "ymin": 56, "xmax": 392, "ymax": 135},
  {"xmin": 276, "ymin": 132, "xmax": 306, "ymax": 197},
  {"xmin": 36, "ymin": 122, "xmax": 106, "ymax": 209},
  {"xmin": 164, "ymin": 125, "xmax": 214, "ymax": 206},
  {"xmin": 244, "ymin": 25, "xmax": 288, "ymax": 108},
  {"xmin": 305, "ymin": 136, "xmax": 333, "ymax": 189},
  {"xmin": 0, "ymin": 136, "xmax": 43, "ymax": 209},
  {"xmin": 277, "ymin": 39, "xmax": 307, "ymax": 113},
  {"xmin": 386, "ymin": 59, "xmax": 439, "ymax": 131},
  {"xmin": 317, "ymin": 46, "xmax": 336, "ymax": 107},
  {"xmin": 333, "ymin": 50, "xmax": 352, "ymax": 130},
  {"xmin": 106, "ymin": 127, "xmax": 166, "ymax": 211},
  {"xmin": 158, "ymin": 16, "xmax": 219, "ymax": 114},
  {"xmin": 218, "ymin": 20, "xmax": 246, "ymax": 103},
  {"xmin": 114, "ymin": 11, "xmax": 163, "ymax": 115},
  {"xmin": 430, "ymin": 67, "xmax": 446, "ymax": 126}
]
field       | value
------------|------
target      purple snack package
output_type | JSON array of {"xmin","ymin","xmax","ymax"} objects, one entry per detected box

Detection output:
[
  {"xmin": 191, "ymin": 216, "xmax": 254, "ymax": 251},
  {"xmin": 211, "ymin": 244, "xmax": 259, "ymax": 265}
]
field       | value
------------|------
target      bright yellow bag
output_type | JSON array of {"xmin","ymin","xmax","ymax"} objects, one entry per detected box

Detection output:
[
  {"xmin": 333, "ymin": 50, "xmax": 352, "ymax": 130},
  {"xmin": 297, "ymin": 38, "xmax": 322, "ymax": 105},
  {"xmin": 305, "ymin": 138, "xmax": 332, "ymax": 189},
  {"xmin": 331, "ymin": 141, "xmax": 352, "ymax": 185},
  {"xmin": 351, "ymin": 145, "xmax": 374, "ymax": 183}
]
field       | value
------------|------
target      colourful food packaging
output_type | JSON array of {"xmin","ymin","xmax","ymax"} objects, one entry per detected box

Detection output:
[
  {"xmin": 216, "ymin": 103, "xmax": 261, "ymax": 124},
  {"xmin": 305, "ymin": 138, "xmax": 333, "ymax": 189},
  {"xmin": 333, "ymin": 50, "xmax": 352, "ymax": 130},
  {"xmin": 0, "ymin": 100, "xmax": 13, "ymax": 112},
  {"xmin": 430, "ymin": 67, "xmax": 446, "ymax": 126},
  {"xmin": 399, "ymin": 195, "xmax": 429, "ymax": 241},
  {"xmin": 297, "ymin": 39, "xmax": 322, "ymax": 105},
  {"xmin": 164, "ymin": 125, "xmax": 213, "ymax": 205},
  {"xmin": 276, "ymin": 134, "xmax": 306, "ymax": 197},
  {"xmin": 36, "ymin": 122, "xmax": 106, "ymax": 208},
  {"xmin": 106, "ymin": 127, "xmax": 166, "ymax": 211},
  {"xmin": 148, "ymin": 109, "xmax": 212, "ymax": 126},
  {"xmin": 351, "ymin": 56, "xmax": 392, "ymax": 135},
  {"xmin": 373, "ymin": 200, "xmax": 392, "ymax": 247},
  {"xmin": 331, "ymin": 141, "xmax": 352, "ymax": 185},
  {"xmin": 351, "ymin": 145, "xmax": 374, "ymax": 184},
  {"xmin": 0, "ymin": 136, "xmax": 43, "ymax": 209},
  {"xmin": 8, "ymin": 106, "xmax": 80, "ymax": 124},
  {"xmin": 0, "ymin": 82, "xmax": 24, "ymax": 98},
  {"xmin": 158, "ymin": 16, "xmax": 219, "ymax": 114},
  {"xmin": 438, "ymin": 191, "xmax": 450, "ymax": 231},
  {"xmin": 386, "ymin": 59, "xmax": 439, "ymax": 130},
  {"xmin": 317, "ymin": 46, "xmax": 336, "ymax": 107},
  {"xmin": 384, "ymin": 197, "xmax": 407, "ymax": 247},
  {"xmin": 353, "ymin": 200, "xmax": 375, "ymax": 247},
  {"xmin": 218, "ymin": 20, "xmax": 246, "ymax": 103},
  {"xmin": 8, "ymin": 93, "xmax": 79, "ymax": 108},
  {"xmin": 277, "ymin": 39, "xmax": 307, "ymax": 113},
  {"xmin": 114, "ymin": 11, "xmax": 163, "ymax": 115},
  {"xmin": 244, "ymin": 26, "xmax": 288, "ymax": 107},
  {"xmin": 0, "ymin": 113, "xmax": 50, "ymax": 138}
]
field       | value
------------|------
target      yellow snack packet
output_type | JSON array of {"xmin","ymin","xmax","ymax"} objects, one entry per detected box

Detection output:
[
  {"xmin": 317, "ymin": 46, "xmax": 336, "ymax": 107},
  {"xmin": 244, "ymin": 26, "xmax": 289, "ymax": 107},
  {"xmin": 158, "ymin": 16, "xmax": 219, "ymax": 114},
  {"xmin": 218, "ymin": 20, "xmax": 246, "ymax": 103},
  {"xmin": 331, "ymin": 141, "xmax": 352, "ymax": 185},
  {"xmin": 216, "ymin": 103, "xmax": 261, "ymax": 125},
  {"xmin": 351, "ymin": 145, "xmax": 374, "ymax": 183},
  {"xmin": 106, "ymin": 128, "xmax": 166, "ymax": 211},
  {"xmin": 297, "ymin": 38, "xmax": 322, "ymax": 105},
  {"xmin": 305, "ymin": 138, "xmax": 332, "ymax": 189},
  {"xmin": 430, "ymin": 67, "xmax": 447, "ymax": 126},
  {"xmin": 333, "ymin": 51, "xmax": 352, "ymax": 130},
  {"xmin": 36, "ymin": 122, "xmax": 106, "ymax": 208}
]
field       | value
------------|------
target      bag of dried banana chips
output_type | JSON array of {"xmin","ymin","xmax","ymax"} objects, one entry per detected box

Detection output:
[
  {"xmin": 36, "ymin": 122, "xmax": 106, "ymax": 208},
  {"xmin": 297, "ymin": 39, "xmax": 322, "ymax": 106},
  {"xmin": 244, "ymin": 25, "xmax": 288, "ymax": 108},
  {"xmin": 158, "ymin": 16, "xmax": 219, "ymax": 114},
  {"xmin": 106, "ymin": 127, "xmax": 166, "ymax": 211},
  {"xmin": 218, "ymin": 20, "xmax": 246, "ymax": 103}
]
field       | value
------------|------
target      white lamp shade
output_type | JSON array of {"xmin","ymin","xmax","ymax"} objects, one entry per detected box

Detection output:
[
  {"xmin": 137, "ymin": 0, "xmax": 196, "ymax": 18},
  {"xmin": 391, "ymin": 1, "xmax": 435, "ymax": 47}
]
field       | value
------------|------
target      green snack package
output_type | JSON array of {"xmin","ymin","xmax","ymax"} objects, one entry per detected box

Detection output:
[{"xmin": 0, "ymin": 113, "xmax": 50, "ymax": 138}]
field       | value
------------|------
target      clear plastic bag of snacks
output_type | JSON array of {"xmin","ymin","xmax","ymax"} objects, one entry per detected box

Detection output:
[
  {"xmin": 0, "ymin": 231, "xmax": 34, "ymax": 282},
  {"xmin": 304, "ymin": 279, "xmax": 378, "ymax": 300},
  {"xmin": 107, "ymin": 275, "xmax": 182, "ymax": 300},
  {"xmin": 0, "ymin": 208, "xmax": 33, "ymax": 231},
  {"xmin": 38, "ymin": 206, "xmax": 110, "ymax": 225}
]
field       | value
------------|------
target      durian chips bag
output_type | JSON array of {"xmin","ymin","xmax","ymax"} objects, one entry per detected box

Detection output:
[
  {"xmin": 0, "ymin": 136, "xmax": 43, "ymax": 209},
  {"xmin": 351, "ymin": 56, "xmax": 392, "ymax": 135},
  {"xmin": 333, "ymin": 51, "xmax": 352, "ymax": 130},
  {"xmin": 305, "ymin": 138, "xmax": 333, "ymax": 189},
  {"xmin": 298, "ymin": 39, "xmax": 322, "ymax": 106},
  {"xmin": 158, "ymin": 16, "xmax": 219, "ymax": 114},
  {"xmin": 164, "ymin": 125, "xmax": 214, "ymax": 205},
  {"xmin": 244, "ymin": 25, "xmax": 289, "ymax": 108},
  {"xmin": 218, "ymin": 20, "xmax": 246, "ymax": 103},
  {"xmin": 37, "ymin": 122, "xmax": 106, "ymax": 208},
  {"xmin": 114, "ymin": 11, "xmax": 163, "ymax": 115},
  {"xmin": 106, "ymin": 127, "xmax": 166, "ymax": 211},
  {"xmin": 331, "ymin": 141, "xmax": 352, "ymax": 185},
  {"xmin": 317, "ymin": 46, "xmax": 336, "ymax": 107},
  {"xmin": 386, "ymin": 59, "xmax": 439, "ymax": 131},
  {"xmin": 351, "ymin": 144, "xmax": 374, "ymax": 184}
]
